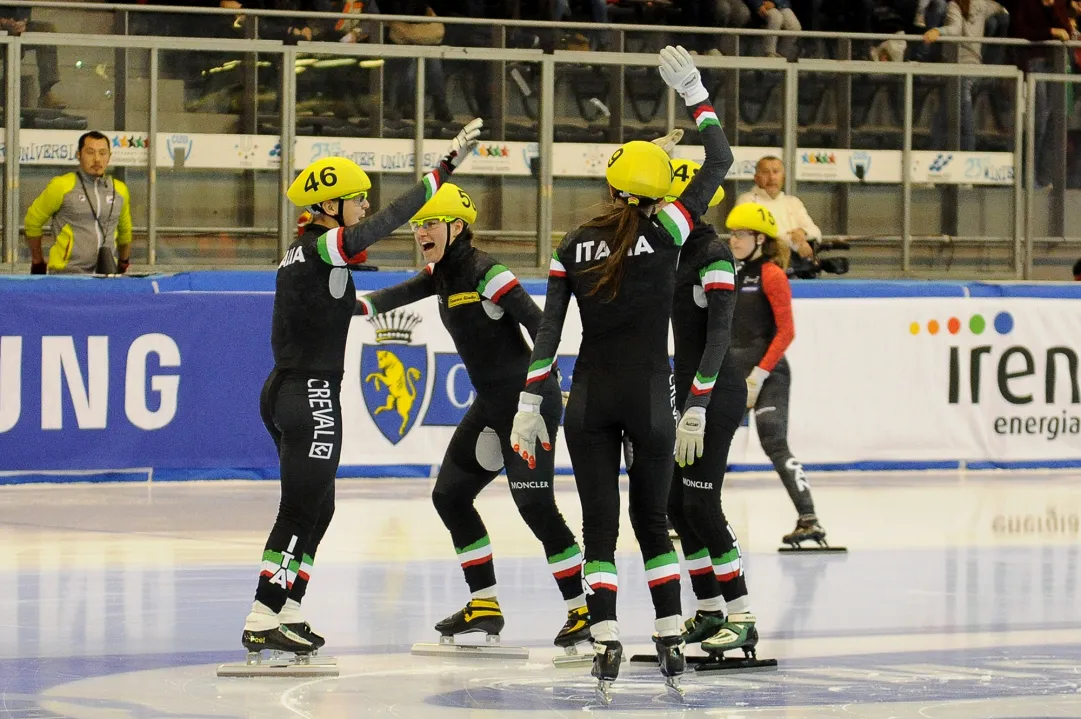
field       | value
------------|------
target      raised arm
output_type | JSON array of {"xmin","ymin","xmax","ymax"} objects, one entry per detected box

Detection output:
[
  {"xmin": 317, "ymin": 119, "xmax": 483, "ymax": 264},
  {"xmin": 656, "ymin": 46, "xmax": 734, "ymax": 229}
]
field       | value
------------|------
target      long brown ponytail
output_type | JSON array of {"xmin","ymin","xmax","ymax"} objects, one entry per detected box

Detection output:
[
  {"xmin": 761, "ymin": 234, "xmax": 791, "ymax": 270},
  {"xmin": 580, "ymin": 199, "xmax": 653, "ymax": 300}
]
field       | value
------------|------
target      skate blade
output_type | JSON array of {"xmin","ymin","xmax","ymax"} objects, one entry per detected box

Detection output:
[
  {"xmin": 595, "ymin": 680, "xmax": 613, "ymax": 705},
  {"xmin": 689, "ymin": 655, "xmax": 779, "ymax": 673},
  {"xmin": 411, "ymin": 642, "xmax": 529, "ymax": 660},
  {"xmin": 216, "ymin": 654, "xmax": 338, "ymax": 678},
  {"xmin": 552, "ymin": 642, "xmax": 593, "ymax": 667},
  {"xmin": 778, "ymin": 544, "xmax": 847, "ymax": 553},
  {"xmin": 665, "ymin": 678, "xmax": 686, "ymax": 700}
]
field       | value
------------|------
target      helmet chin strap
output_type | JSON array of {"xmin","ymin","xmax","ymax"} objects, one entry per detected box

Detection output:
[{"xmin": 332, "ymin": 199, "xmax": 346, "ymax": 229}]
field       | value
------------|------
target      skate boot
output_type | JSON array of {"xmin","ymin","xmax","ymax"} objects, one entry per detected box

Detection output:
[
  {"xmin": 281, "ymin": 621, "xmax": 325, "ymax": 649},
  {"xmin": 701, "ymin": 612, "xmax": 758, "ymax": 658},
  {"xmin": 654, "ymin": 634, "xmax": 686, "ymax": 698},
  {"xmin": 554, "ymin": 606, "xmax": 591, "ymax": 648},
  {"xmin": 681, "ymin": 609, "xmax": 727, "ymax": 644},
  {"xmin": 434, "ymin": 597, "xmax": 505, "ymax": 639},
  {"xmin": 782, "ymin": 514, "xmax": 827, "ymax": 547},
  {"xmin": 241, "ymin": 625, "xmax": 314, "ymax": 655},
  {"xmin": 279, "ymin": 600, "xmax": 326, "ymax": 650},
  {"xmin": 591, "ymin": 639, "xmax": 623, "ymax": 705}
]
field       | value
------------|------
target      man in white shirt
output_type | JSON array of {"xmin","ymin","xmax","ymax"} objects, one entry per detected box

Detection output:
[{"xmin": 736, "ymin": 156, "xmax": 819, "ymax": 259}]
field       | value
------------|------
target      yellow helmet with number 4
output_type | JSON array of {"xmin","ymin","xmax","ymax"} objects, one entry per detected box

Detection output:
[
  {"xmin": 665, "ymin": 158, "xmax": 725, "ymax": 207},
  {"xmin": 287, "ymin": 157, "xmax": 372, "ymax": 207},
  {"xmin": 605, "ymin": 141, "xmax": 672, "ymax": 200},
  {"xmin": 410, "ymin": 183, "xmax": 478, "ymax": 226},
  {"xmin": 726, "ymin": 202, "xmax": 779, "ymax": 239}
]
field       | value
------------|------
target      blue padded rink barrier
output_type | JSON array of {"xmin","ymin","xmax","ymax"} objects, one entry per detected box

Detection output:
[{"xmin": 2, "ymin": 273, "xmax": 1081, "ymax": 717}]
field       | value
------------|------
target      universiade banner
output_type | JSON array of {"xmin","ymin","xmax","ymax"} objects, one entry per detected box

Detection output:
[{"xmin": 1, "ymin": 278, "xmax": 1080, "ymax": 482}]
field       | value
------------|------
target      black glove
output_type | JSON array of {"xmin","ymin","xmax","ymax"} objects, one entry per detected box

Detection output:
[{"xmin": 30, "ymin": 261, "xmax": 47, "ymax": 275}]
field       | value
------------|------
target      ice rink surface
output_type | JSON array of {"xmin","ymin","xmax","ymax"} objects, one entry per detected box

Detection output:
[{"xmin": 2, "ymin": 471, "xmax": 1080, "ymax": 718}]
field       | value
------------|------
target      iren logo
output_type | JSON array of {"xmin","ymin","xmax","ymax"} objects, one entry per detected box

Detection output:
[{"xmin": 910, "ymin": 311, "xmax": 1081, "ymax": 440}]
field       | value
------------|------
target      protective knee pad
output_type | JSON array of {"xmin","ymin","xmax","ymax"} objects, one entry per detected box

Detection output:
[
  {"xmin": 755, "ymin": 410, "xmax": 791, "ymax": 459},
  {"xmin": 431, "ymin": 459, "xmax": 483, "ymax": 521},
  {"xmin": 475, "ymin": 426, "xmax": 504, "ymax": 472}
]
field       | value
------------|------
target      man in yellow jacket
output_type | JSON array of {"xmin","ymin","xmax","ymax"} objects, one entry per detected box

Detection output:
[{"xmin": 26, "ymin": 131, "xmax": 133, "ymax": 275}]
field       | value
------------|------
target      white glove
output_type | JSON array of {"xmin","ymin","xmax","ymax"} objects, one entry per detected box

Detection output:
[
  {"xmin": 510, "ymin": 391, "xmax": 549, "ymax": 469},
  {"xmin": 745, "ymin": 367, "xmax": 770, "ymax": 409},
  {"xmin": 441, "ymin": 118, "xmax": 484, "ymax": 170},
  {"xmin": 674, "ymin": 406, "xmax": 706, "ymax": 467},
  {"xmin": 651, "ymin": 128, "xmax": 684, "ymax": 155},
  {"xmin": 658, "ymin": 45, "xmax": 708, "ymax": 106}
]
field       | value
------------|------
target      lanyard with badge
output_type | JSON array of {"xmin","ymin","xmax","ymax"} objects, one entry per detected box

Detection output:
[{"xmin": 78, "ymin": 173, "xmax": 118, "ymax": 273}]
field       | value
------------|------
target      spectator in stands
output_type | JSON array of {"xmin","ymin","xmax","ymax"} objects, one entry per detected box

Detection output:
[
  {"xmin": 25, "ymin": 131, "xmax": 133, "ymax": 275},
  {"xmin": 923, "ymin": 0, "xmax": 1010, "ymax": 150},
  {"xmin": 736, "ymin": 156, "xmax": 818, "ymax": 259},
  {"xmin": 745, "ymin": 0, "xmax": 803, "ymax": 58},
  {"xmin": 0, "ymin": 5, "xmax": 65, "ymax": 109},
  {"xmin": 1006, "ymin": 0, "xmax": 1072, "ymax": 186},
  {"xmin": 719, "ymin": 0, "xmax": 752, "ymax": 29},
  {"xmin": 382, "ymin": 0, "xmax": 453, "ymax": 123}
]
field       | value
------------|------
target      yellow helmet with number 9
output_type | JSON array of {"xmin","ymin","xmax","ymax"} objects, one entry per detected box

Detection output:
[
  {"xmin": 410, "ymin": 183, "xmax": 478, "ymax": 226},
  {"xmin": 604, "ymin": 140, "xmax": 672, "ymax": 200},
  {"xmin": 665, "ymin": 158, "xmax": 725, "ymax": 207},
  {"xmin": 287, "ymin": 157, "xmax": 372, "ymax": 207},
  {"xmin": 725, "ymin": 202, "xmax": 779, "ymax": 239}
]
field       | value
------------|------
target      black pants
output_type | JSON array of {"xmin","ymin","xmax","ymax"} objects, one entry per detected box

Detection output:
[
  {"xmin": 432, "ymin": 378, "xmax": 582, "ymax": 602},
  {"xmin": 731, "ymin": 352, "xmax": 816, "ymax": 517},
  {"xmin": 253, "ymin": 369, "xmax": 340, "ymax": 613},
  {"xmin": 668, "ymin": 378, "xmax": 749, "ymax": 610},
  {"xmin": 563, "ymin": 367, "xmax": 681, "ymax": 627}
]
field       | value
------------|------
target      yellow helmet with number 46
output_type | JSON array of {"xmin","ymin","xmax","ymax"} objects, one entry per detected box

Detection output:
[
  {"xmin": 287, "ymin": 157, "xmax": 372, "ymax": 207},
  {"xmin": 665, "ymin": 158, "xmax": 725, "ymax": 207},
  {"xmin": 604, "ymin": 141, "xmax": 672, "ymax": 200},
  {"xmin": 410, "ymin": 183, "xmax": 478, "ymax": 227},
  {"xmin": 725, "ymin": 202, "xmax": 779, "ymax": 239}
]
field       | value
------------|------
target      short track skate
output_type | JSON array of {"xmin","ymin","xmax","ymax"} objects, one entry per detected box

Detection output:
[
  {"xmin": 778, "ymin": 515, "xmax": 847, "ymax": 553},
  {"xmin": 411, "ymin": 598, "xmax": 528, "ymax": 659},
  {"xmin": 632, "ymin": 614, "xmax": 777, "ymax": 674},
  {"xmin": 591, "ymin": 640, "xmax": 622, "ymax": 705},
  {"xmin": 216, "ymin": 627, "xmax": 338, "ymax": 677},
  {"xmin": 552, "ymin": 606, "xmax": 595, "ymax": 667}
]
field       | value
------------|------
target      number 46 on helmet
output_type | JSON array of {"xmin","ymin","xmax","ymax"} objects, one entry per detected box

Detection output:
[{"xmin": 287, "ymin": 157, "xmax": 372, "ymax": 207}]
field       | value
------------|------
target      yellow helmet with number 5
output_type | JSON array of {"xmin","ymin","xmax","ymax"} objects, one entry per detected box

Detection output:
[
  {"xmin": 604, "ymin": 141, "xmax": 672, "ymax": 200},
  {"xmin": 287, "ymin": 157, "xmax": 372, "ymax": 207},
  {"xmin": 410, "ymin": 183, "xmax": 478, "ymax": 226},
  {"xmin": 725, "ymin": 202, "xmax": 779, "ymax": 239},
  {"xmin": 665, "ymin": 158, "xmax": 725, "ymax": 207}
]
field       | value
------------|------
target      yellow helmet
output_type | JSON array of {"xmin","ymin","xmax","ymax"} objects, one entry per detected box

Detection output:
[
  {"xmin": 409, "ymin": 183, "xmax": 478, "ymax": 226},
  {"xmin": 605, "ymin": 141, "xmax": 672, "ymax": 200},
  {"xmin": 287, "ymin": 157, "xmax": 371, "ymax": 207},
  {"xmin": 665, "ymin": 158, "xmax": 725, "ymax": 207},
  {"xmin": 726, "ymin": 202, "xmax": 779, "ymax": 239}
]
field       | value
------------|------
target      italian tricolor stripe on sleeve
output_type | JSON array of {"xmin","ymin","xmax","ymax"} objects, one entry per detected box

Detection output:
[
  {"xmin": 526, "ymin": 358, "xmax": 553, "ymax": 385},
  {"xmin": 422, "ymin": 170, "xmax": 442, "ymax": 200},
  {"xmin": 699, "ymin": 258, "xmax": 735, "ymax": 291},
  {"xmin": 691, "ymin": 371, "xmax": 717, "ymax": 396},
  {"xmin": 316, "ymin": 228, "xmax": 355, "ymax": 266},
  {"xmin": 549, "ymin": 251, "xmax": 566, "ymax": 278},
  {"xmin": 693, "ymin": 104, "xmax": 720, "ymax": 130},
  {"xmin": 657, "ymin": 202, "xmax": 693, "ymax": 247},
  {"xmin": 478, "ymin": 264, "xmax": 519, "ymax": 302},
  {"xmin": 356, "ymin": 296, "xmax": 374, "ymax": 315}
]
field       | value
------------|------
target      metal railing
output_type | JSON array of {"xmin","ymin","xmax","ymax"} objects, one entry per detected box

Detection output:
[{"xmin": 0, "ymin": 1, "xmax": 1078, "ymax": 278}]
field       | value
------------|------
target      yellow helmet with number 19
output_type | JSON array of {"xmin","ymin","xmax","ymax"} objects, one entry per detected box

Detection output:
[
  {"xmin": 287, "ymin": 157, "xmax": 372, "ymax": 207},
  {"xmin": 725, "ymin": 202, "xmax": 779, "ymax": 239},
  {"xmin": 604, "ymin": 141, "xmax": 672, "ymax": 200},
  {"xmin": 410, "ymin": 183, "xmax": 478, "ymax": 226},
  {"xmin": 665, "ymin": 158, "xmax": 725, "ymax": 207}
]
